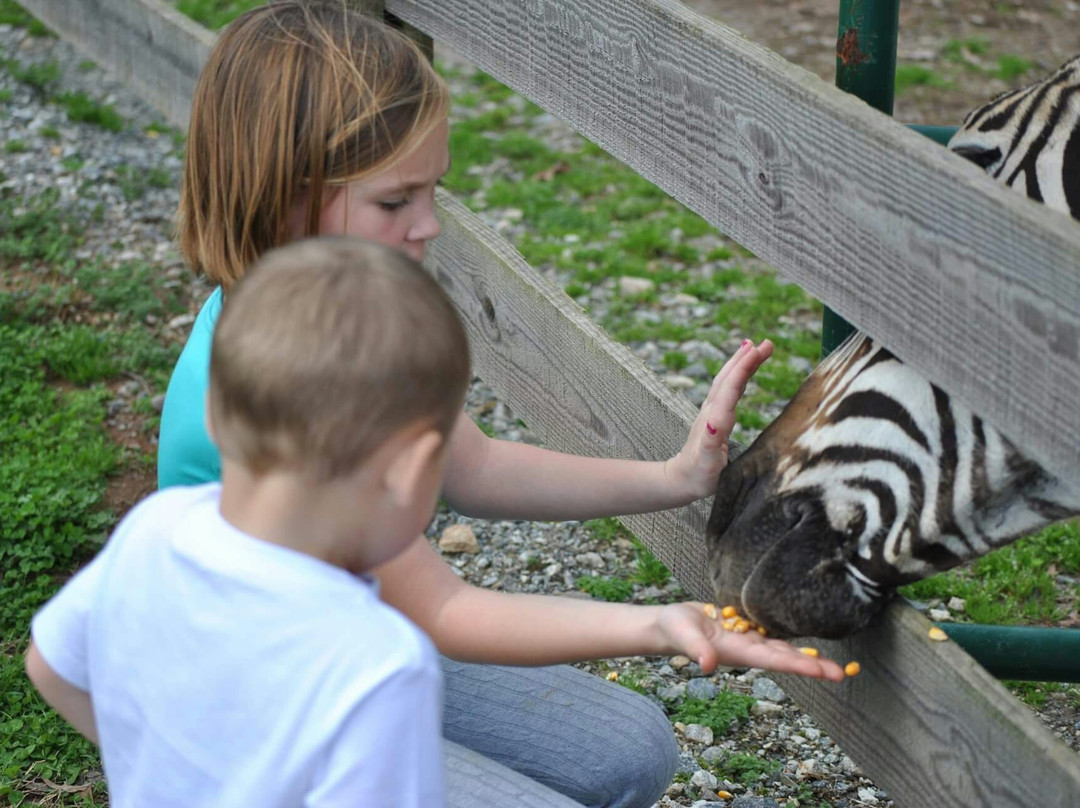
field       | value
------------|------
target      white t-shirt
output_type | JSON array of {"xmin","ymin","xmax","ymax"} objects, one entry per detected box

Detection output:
[{"xmin": 32, "ymin": 483, "xmax": 444, "ymax": 808}]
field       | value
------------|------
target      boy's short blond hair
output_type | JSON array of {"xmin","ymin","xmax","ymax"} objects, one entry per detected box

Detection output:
[
  {"xmin": 209, "ymin": 237, "xmax": 470, "ymax": 479},
  {"xmin": 179, "ymin": 0, "xmax": 449, "ymax": 290}
]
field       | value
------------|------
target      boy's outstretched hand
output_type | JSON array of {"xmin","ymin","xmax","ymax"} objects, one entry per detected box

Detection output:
[
  {"xmin": 656, "ymin": 601, "xmax": 848, "ymax": 681},
  {"xmin": 665, "ymin": 339, "xmax": 774, "ymax": 502}
]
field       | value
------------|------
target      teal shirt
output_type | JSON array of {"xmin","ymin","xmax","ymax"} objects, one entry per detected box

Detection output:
[{"xmin": 157, "ymin": 287, "xmax": 224, "ymax": 489}]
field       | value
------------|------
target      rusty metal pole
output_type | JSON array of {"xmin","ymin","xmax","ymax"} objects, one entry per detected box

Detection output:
[{"xmin": 821, "ymin": 0, "xmax": 901, "ymax": 358}]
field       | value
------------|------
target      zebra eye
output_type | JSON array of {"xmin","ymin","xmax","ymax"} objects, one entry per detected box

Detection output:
[{"xmin": 952, "ymin": 145, "xmax": 1002, "ymax": 171}]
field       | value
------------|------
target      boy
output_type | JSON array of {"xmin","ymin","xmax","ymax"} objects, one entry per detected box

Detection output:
[{"xmin": 26, "ymin": 237, "xmax": 469, "ymax": 807}]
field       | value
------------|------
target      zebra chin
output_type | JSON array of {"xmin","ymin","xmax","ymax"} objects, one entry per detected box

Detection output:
[{"xmin": 705, "ymin": 451, "xmax": 888, "ymax": 640}]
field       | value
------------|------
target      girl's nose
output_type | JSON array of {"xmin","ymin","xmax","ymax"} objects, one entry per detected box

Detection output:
[{"xmin": 409, "ymin": 207, "xmax": 442, "ymax": 244}]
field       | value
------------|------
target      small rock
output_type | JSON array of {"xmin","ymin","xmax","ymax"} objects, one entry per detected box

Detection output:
[
  {"xmin": 167, "ymin": 313, "xmax": 196, "ymax": 330},
  {"xmin": 664, "ymin": 374, "xmax": 697, "ymax": 391},
  {"xmin": 675, "ymin": 751, "xmax": 698, "ymax": 775},
  {"xmin": 684, "ymin": 723, "xmax": 714, "ymax": 745},
  {"xmin": 618, "ymin": 276, "xmax": 655, "ymax": 296},
  {"xmin": 701, "ymin": 745, "xmax": 725, "ymax": 763},
  {"xmin": 948, "ymin": 597, "xmax": 967, "ymax": 612},
  {"xmin": 686, "ymin": 677, "xmax": 719, "ymax": 700},
  {"xmin": 151, "ymin": 393, "xmax": 166, "ymax": 413},
  {"xmin": 751, "ymin": 700, "xmax": 784, "ymax": 717},
  {"xmin": 438, "ymin": 524, "xmax": 479, "ymax": 554},
  {"xmin": 751, "ymin": 677, "xmax": 787, "ymax": 703},
  {"xmin": 670, "ymin": 655, "xmax": 692, "ymax": 670},
  {"xmin": 658, "ymin": 684, "xmax": 686, "ymax": 701},
  {"xmin": 690, "ymin": 769, "xmax": 719, "ymax": 791},
  {"xmin": 732, "ymin": 797, "xmax": 780, "ymax": 808},
  {"xmin": 106, "ymin": 398, "xmax": 126, "ymax": 417},
  {"xmin": 928, "ymin": 608, "xmax": 952, "ymax": 622},
  {"xmin": 575, "ymin": 551, "xmax": 605, "ymax": 568},
  {"xmin": 804, "ymin": 727, "xmax": 821, "ymax": 740},
  {"xmin": 796, "ymin": 759, "xmax": 818, "ymax": 779},
  {"xmin": 840, "ymin": 755, "xmax": 859, "ymax": 775},
  {"xmin": 690, "ymin": 801, "xmax": 727, "ymax": 808},
  {"xmin": 857, "ymin": 787, "xmax": 879, "ymax": 805}
]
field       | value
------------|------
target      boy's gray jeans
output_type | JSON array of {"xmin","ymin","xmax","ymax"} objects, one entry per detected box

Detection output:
[{"xmin": 441, "ymin": 658, "xmax": 679, "ymax": 808}]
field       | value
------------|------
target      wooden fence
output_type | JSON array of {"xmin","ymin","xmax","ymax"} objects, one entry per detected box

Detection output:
[{"xmin": 18, "ymin": 0, "xmax": 1080, "ymax": 805}]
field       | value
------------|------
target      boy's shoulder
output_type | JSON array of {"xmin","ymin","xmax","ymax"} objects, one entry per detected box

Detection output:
[
  {"xmin": 114, "ymin": 483, "xmax": 220, "ymax": 540},
  {"xmin": 318, "ymin": 579, "xmax": 439, "ymax": 676}
]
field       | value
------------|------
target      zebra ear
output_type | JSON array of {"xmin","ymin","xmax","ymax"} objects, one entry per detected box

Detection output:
[{"xmin": 950, "ymin": 144, "xmax": 1003, "ymax": 171}]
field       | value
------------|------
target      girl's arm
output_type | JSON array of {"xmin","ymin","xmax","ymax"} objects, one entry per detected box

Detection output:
[
  {"xmin": 375, "ymin": 535, "xmax": 845, "ymax": 681},
  {"xmin": 25, "ymin": 642, "xmax": 99, "ymax": 744},
  {"xmin": 443, "ymin": 340, "xmax": 772, "ymax": 521}
]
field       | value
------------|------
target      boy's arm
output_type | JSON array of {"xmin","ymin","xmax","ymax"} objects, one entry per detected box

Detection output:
[
  {"xmin": 25, "ymin": 641, "xmax": 99, "ymax": 744},
  {"xmin": 376, "ymin": 537, "xmax": 846, "ymax": 681},
  {"xmin": 443, "ymin": 340, "xmax": 772, "ymax": 521}
]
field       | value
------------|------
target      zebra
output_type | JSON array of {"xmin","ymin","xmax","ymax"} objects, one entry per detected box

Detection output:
[{"xmin": 705, "ymin": 54, "xmax": 1080, "ymax": 640}]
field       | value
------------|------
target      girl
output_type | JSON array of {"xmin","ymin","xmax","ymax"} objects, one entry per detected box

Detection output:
[{"xmin": 160, "ymin": 3, "xmax": 845, "ymax": 806}]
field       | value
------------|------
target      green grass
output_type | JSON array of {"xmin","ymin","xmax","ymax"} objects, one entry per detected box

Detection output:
[
  {"xmin": 576, "ymin": 575, "xmax": 634, "ymax": 602},
  {"xmin": 670, "ymin": 690, "xmax": 757, "ymax": 738},
  {"xmin": 895, "ymin": 65, "xmax": 951, "ymax": 94},
  {"xmin": 0, "ymin": 189, "xmax": 182, "ymax": 803},
  {"xmin": 1, "ymin": 57, "xmax": 61, "ymax": 96},
  {"xmin": 710, "ymin": 751, "xmax": 781, "ymax": 786},
  {"xmin": 1, "ymin": 55, "xmax": 127, "ymax": 132},
  {"xmin": 56, "ymin": 91, "xmax": 124, "ymax": 132},
  {"xmin": 115, "ymin": 164, "xmax": 173, "ymax": 201},
  {"xmin": 995, "ymin": 54, "xmax": 1034, "ymax": 81},
  {"xmin": 0, "ymin": 0, "xmax": 52, "ymax": 35},
  {"xmin": 5, "ymin": 139, "xmax": 27, "ymax": 153},
  {"xmin": 175, "ymin": 0, "xmax": 264, "ymax": 30},
  {"xmin": 900, "ymin": 521, "xmax": 1080, "ymax": 626}
]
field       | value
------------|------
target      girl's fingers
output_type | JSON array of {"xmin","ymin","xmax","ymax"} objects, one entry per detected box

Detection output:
[
  {"xmin": 707, "ymin": 340, "xmax": 773, "ymax": 415},
  {"xmin": 707, "ymin": 339, "xmax": 754, "ymax": 400}
]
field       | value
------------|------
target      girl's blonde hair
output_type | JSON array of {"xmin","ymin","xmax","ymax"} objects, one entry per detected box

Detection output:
[{"xmin": 179, "ymin": 0, "xmax": 449, "ymax": 290}]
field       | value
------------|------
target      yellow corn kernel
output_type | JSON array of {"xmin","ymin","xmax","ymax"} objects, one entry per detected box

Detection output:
[
  {"xmin": 717, "ymin": 791, "xmax": 733, "ymax": 800},
  {"xmin": 756, "ymin": 626, "xmax": 768, "ymax": 636},
  {"xmin": 844, "ymin": 661, "xmax": 861, "ymax": 677},
  {"xmin": 928, "ymin": 626, "xmax": 949, "ymax": 642},
  {"xmin": 703, "ymin": 603, "xmax": 719, "ymax": 620},
  {"xmin": 721, "ymin": 605, "xmax": 739, "ymax": 619},
  {"xmin": 722, "ymin": 618, "xmax": 739, "ymax": 631},
  {"xmin": 733, "ymin": 619, "xmax": 751, "ymax": 633},
  {"xmin": 798, "ymin": 647, "xmax": 819, "ymax": 658},
  {"xmin": 606, "ymin": 671, "xmax": 619, "ymax": 682}
]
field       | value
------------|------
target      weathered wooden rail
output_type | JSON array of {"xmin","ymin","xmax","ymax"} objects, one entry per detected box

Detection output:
[{"xmin": 18, "ymin": 0, "xmax": 1080, "ymax": 805}]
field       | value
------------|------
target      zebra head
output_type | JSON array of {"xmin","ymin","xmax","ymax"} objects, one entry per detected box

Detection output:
[{"xmin": 706, "ymin": 55, "xmax": 1080, "ymax": 639}]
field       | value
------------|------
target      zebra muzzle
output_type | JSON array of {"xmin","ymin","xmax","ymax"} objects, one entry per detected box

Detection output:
[{"xmin": 706, "ymin": 455, "xmax": 888, "ymax": 639}]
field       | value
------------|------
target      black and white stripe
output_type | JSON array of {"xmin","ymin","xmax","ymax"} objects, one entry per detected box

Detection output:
[
  {"xmin": 949, "ymin": 54, "xmax": 1080, "ymax": 218},
  {"xmin": 774, "ymin": 332, "xmax": 1080, "ymax": 588},
  {"xmin": 772, "ymin": 54, "xmax": 1080, "ymax": 589}
]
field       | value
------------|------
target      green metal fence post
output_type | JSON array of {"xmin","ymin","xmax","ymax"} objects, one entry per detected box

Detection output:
[{"xmin": 821, "ymin": 0, "xmax": 902, "ymax": 358}]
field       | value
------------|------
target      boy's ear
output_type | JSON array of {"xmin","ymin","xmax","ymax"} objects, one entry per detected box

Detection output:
[
  {"xmin": 204, "ymin": 391, "xmax": 217, "ymax": 446},
  {"xmin": 384, "ymin": 428, "xmax": 443, "ymax": 508}
]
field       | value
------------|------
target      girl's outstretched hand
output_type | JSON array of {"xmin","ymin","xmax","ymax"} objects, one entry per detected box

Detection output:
[
  {"xmin": 665, "ymin": 338, "xmax": 774, "ymax": 502},
  {"xmin": 656, "ymin": 602, "xmax": 848, "ymax": 681}
]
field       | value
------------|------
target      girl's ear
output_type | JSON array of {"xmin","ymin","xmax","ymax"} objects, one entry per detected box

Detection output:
[{"xmin": 384, "ymin": 429, "xmax": 444, "ymax": 508}]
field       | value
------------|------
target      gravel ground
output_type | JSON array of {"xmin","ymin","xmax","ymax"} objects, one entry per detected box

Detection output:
[{"xmin": 3, "ymin": 21, "xmax": 1078, "ymax": 808}]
